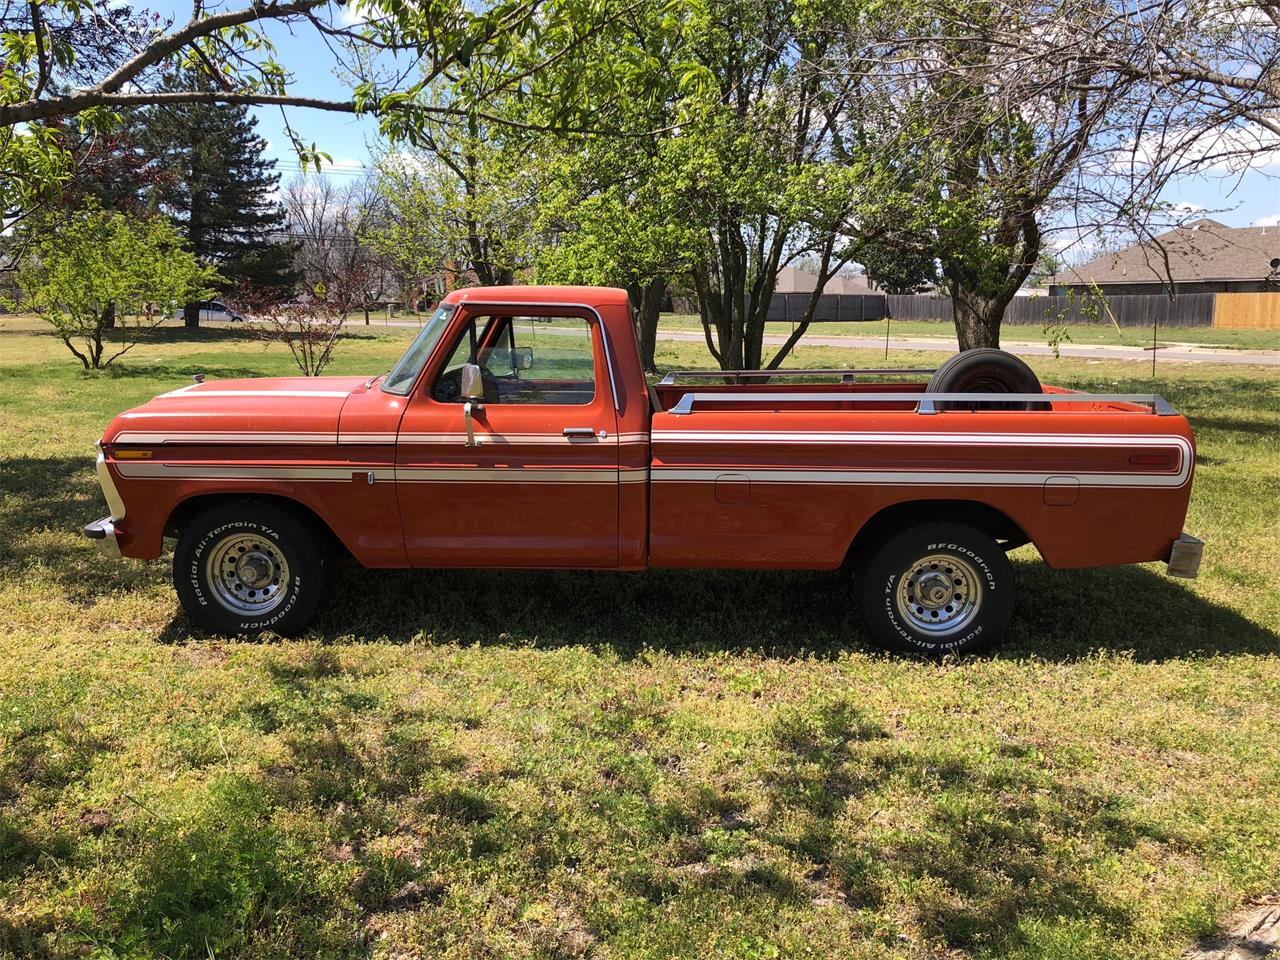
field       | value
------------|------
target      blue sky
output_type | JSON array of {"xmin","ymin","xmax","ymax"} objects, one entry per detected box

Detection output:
[{"xmin": 156, "ymin": 2, "xmax": 1280, "ymax": 236}]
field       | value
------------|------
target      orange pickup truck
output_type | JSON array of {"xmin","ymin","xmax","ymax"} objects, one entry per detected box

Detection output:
[{"xmin": 84, "ymin": 285, "xmax": 1202, "ymax": 653}]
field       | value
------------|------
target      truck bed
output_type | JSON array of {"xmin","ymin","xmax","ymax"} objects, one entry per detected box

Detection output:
[{"xmin": 646, "ymin": 370, "xmax": 1195, "ymax": 571}]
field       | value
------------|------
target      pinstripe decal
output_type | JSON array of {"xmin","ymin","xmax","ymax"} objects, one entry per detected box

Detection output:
[
  {"xmin": 115, "ymin": 431, "xmax": 337, "ymax": 445},
  {"xmin": 114, "ymin": 462, "xmax": 645, "ymax": 484},
  {"xmin": 652, "ymin": 431, "xmax": 1189, "ymax": 448},
  {"xmin": 113, "ymin": 431, "xmax": 640, "ymax": 447},
  {"xmin": 397, "ymin": 432, "xmax": 619, "ymax": 445},
  {"xmin": 651, "ymin": 467, "xmax": 1189, "ymax": 489},
  {"xmin": 396, "ymin": 468, "xmax": 625, "ymax": 484},
  {"xmin": 156, "ymin": 388, "xmax": 351, "ymax": 399},
  {"xmin": 116, "ymin": 463, "xmax": 356, "ymax": 481}
]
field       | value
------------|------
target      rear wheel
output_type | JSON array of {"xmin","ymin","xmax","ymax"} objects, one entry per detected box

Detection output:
[
  {"xmin": 857, "ymin": 522, "xmax": 1014, "ymax": 655},
  {"xmin": 174, "ymin": 501, "xmax": 331, "ymax": 636}
]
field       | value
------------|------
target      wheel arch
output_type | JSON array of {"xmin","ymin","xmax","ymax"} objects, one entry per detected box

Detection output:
[
  {"xmin": 845, "ymin": 499, "xmax": 1034, "ymax": 567},
  {"xmin": 164, "ymin": 492, "xmax": 352, "ymax": 560}
]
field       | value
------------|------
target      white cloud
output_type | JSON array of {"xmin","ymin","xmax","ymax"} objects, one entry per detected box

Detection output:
[
  {"xmin": 1169, "ymin": 201, "xmax": 1206, "ymax": 215},
  {"xmin": 1118, "ymin": 121, "xmax": 1280, "ymax": 175},
  {"xmin": 1253, "ymin": 212, "xmax": 1280, "ymax": 227},
  {"xmin": 337, "ymin": 0, "xmax": 370, "ymax": 27}
]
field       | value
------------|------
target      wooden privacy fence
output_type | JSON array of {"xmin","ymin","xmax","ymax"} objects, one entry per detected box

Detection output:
[
  {"xmin": 678, "ymin": 291, "xmax": 1279, "ymax": 329},
  {"xmin": 1214, "ymin": 292, "xmax": 1280, "ymax": 330}
]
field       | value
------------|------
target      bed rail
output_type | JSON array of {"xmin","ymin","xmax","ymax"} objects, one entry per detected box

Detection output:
[
  {"xmin": 658, "ymin": 368, "xmax": 935, "ymax": 384},
  {"xmin": 665, "ymin": 391, "xmax": 1180, "ymax": 417}
]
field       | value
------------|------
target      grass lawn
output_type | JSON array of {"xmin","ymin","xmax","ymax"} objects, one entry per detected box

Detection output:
[
  {"xmin": 656, "ymin": 313, "xmax": 1280, "ymax": 352},
  {"xmin": 1, "ymin": 319, "xmax": 1278, "ymax": 960}
]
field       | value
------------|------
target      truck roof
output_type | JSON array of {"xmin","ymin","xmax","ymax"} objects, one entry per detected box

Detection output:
[{"xmin": 442, "ymin": 285, "xmax": 630, "ymax": 307}]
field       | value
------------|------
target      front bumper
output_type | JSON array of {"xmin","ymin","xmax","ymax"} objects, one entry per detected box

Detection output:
[
  {"xmin": 1166, "ymin": 532, "xmax": 1204, "ymax": 579},
  {"xmin": 83, "ymin": 516, "xmax": 122, "ymax": 558},
  {"xmin": 86, "ymin": 440, "xmax": 126, "ymax": 560}
]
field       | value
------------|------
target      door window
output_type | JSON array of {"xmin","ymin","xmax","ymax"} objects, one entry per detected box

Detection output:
[{"xmin": 433, "ymin": 315, "xmax": 598, "ymax": 406}]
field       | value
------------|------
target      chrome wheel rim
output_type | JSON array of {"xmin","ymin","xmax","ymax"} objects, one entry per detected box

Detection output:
[
  {"xmin": 895, "ymin": 553, "xmax": 983, "ymax": 637},
  {"xmin": 205, "ymin": 533, "xmax": 290, "ymax": 615}
]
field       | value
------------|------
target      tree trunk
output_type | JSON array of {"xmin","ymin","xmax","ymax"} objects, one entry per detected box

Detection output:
[
  {"xmin": 101, "ymin": 302, "xmax": 116, "ymax": 330},
  {"xmin": 183, "ymin": 301, "xmax": 201, "ymax": 328},
  {"xmin": 950, "ymin": 287, "xmax": 1005, "ymax": 351},
  {"xmin": 628, "ymin": 277, "xmax": 665, "ymax": 374}
]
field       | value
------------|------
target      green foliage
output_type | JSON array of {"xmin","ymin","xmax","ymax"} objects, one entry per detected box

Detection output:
[
  {"xmin": 0, "ymin": 0, "xmax": 640, "ymax": 230},
  {"xmin": 15, "ymin": 204, "xmax": 218, "ymax": 368},
  {"xmin": 372, "ymin": 123, "xmax": 540, "ymax": 288}
]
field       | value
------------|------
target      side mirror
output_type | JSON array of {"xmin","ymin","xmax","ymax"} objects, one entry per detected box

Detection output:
[
  {"xmin": 515, "ymin": 347, "xmax": 534, "ymax": 370},
  {"xmin": 460, "ymin": 362, "xmax": 484, "ymax": 400}
]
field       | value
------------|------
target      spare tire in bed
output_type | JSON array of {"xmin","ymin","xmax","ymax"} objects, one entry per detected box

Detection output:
[{"xmin": 926, "ymin": 348, "xmax": 1049, "ymax": 411}]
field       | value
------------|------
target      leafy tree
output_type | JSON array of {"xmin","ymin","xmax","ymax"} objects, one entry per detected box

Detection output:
[
  {"xmin": 1, "ymin": 0, "xmax": 638, "ymax": 227},
  {"xmin": 16, "ymin": 204, "xmax": 218, "ymax": 368},
  {"xmin": 653, "ymin": 0, "xmax": 863, "ymax": 370},
  {"xmin": 372, "ymin": 115, "xmax": 543, "ymax": 289},
  {"xmin": 533, "ymin": 3, "xmax": 699, "ymax": 374},
  {"xmin": 536, "ymin": 143, "xmax": 700, "ymax": 373}
]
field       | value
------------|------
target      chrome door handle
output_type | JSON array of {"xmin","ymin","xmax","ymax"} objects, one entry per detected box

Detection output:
[{"xmin": 563, "ymin": 427, "xmax": 596, "ymax": 438}]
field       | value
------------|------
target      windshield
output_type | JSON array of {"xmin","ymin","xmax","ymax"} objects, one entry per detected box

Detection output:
[{"xmin": 381, "ymin": 304, "xmax": 457, "ymax": 395}]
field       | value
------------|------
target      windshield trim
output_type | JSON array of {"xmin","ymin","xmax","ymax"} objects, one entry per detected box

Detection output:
[{"xmin": 379, "ymin": 303, "xmax": 457, "ymax": 396}]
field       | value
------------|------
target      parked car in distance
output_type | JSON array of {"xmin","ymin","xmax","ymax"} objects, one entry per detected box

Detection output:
[
  {"xmin": 87, "ymin": 285, "xmax": 1203, "ymax": 654},
  {"xmin": 175, "ymin": 300, "xmax": 244, "ymax": 323}
]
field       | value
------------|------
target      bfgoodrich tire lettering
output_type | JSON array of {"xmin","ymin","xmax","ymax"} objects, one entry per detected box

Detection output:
[
  {"xmin": 857, "ymin": 522, "xmax": 1015, "ymax": 655},
  {"xmin": 174, "ymin": 501, "xmax": 330, "ymax": 636}
]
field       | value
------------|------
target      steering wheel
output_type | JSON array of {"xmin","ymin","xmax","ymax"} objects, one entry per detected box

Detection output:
[{"xmin": 434, "ymin": 364, "xmax": 501, "ymax": 403}]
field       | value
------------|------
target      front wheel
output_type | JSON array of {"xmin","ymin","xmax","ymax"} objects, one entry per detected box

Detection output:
[
  {"xmin": 857, "ymin": 522, "xmax": 1014, "ymax": 655},
  {"xmin": 174, "ymin": 501, "xmax": 331, "ymax": 636}
]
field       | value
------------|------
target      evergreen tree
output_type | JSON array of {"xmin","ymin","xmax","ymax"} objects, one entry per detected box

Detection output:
[{"xmin": 143, "ymin": 77, "xmax": 299, "ymax": 325}]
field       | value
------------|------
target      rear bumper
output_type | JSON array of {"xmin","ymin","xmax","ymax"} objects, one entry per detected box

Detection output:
[
  {"xmin": 1167, "ymin": 532, "xmax": 1204, "ymax": 579},
  {"xmin": 83, "ymin": 517, "xmax": 122, "ymax": 559}
]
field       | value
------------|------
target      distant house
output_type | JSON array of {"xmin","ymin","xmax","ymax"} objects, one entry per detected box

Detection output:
[
  {"xmin": 1050, "ymin": 219, "xmax": 1280, "ymax": 296},
  {"xmin": 774, "ymin": 266, "xmax": 879, "ymax": 295}
]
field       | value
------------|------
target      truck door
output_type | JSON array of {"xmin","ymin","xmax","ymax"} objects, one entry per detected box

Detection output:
[{"xmin": 395, "ymin": 308, "xmax": 620, "ymax": 567}]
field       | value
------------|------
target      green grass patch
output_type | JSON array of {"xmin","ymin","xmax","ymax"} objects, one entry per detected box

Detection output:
[{"xmin": 0, "ymin": 318, "xmax": 1278, "ymax": 959}]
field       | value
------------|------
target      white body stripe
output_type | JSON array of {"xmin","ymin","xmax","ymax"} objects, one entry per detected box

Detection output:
[
  {"xmin": 115, "ymin": 462, "xmax": 645, "ymax": 484},
  {"xmin": 108, "ymin": 430, "xmax": 1190, "ymax": 489},
  {"xmin": 651, "ymin": 467, "xmax": 1189, "ymax": 489},
  {"xmin": 113, "ymin": 431, "xmax": 642, "ymax": 447},
  {"xmin": 155, "ymin": 388, "xmax": 351, "ymax": 399},
  {"xmin": 115, "ymin": 431, "xmax": 337, "ymax": 445},
  {"xmin": 397, "ymin": 432, "xmax": 619, "ymax": 445},
  {"xmin": 396, "ymin": 468, "xmax": 627, "ymax": 484},
  {"xmin": 117, "ymin": 463, "xmax": 355, "ymax": 482},
  {"xmin": 652, "ymin": 431, "xmax": 1188, "ymax": 447}
]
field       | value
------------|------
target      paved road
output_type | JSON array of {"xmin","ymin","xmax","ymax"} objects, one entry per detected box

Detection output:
[
  {"xmin": 381, "ymin": 320, "xmax": 1278, "ymax": 367},
  {"xmin": 652, "ymin": 328, "xmax": 1280, "ymax": 367}
]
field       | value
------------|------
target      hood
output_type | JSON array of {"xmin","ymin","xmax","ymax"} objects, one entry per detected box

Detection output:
[{"xmin": 103, "ymin": 376, "xmax": 372, "ymax": 445}]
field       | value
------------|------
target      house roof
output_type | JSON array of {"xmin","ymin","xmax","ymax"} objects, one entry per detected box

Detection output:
[
  {"xmin": 1052, "ymin": 219, "xmax": 1280, "ymax": 287},
  {"xmin": 774, "ymin": 266, "xmax": 878, "ymax": 295}
]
